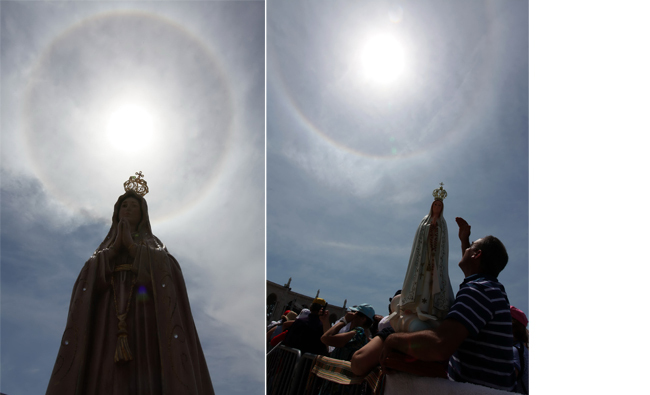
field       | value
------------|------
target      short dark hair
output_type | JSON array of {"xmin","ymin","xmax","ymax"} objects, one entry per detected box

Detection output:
[
  {"xmin": 476, "ymin": 235, "xmax": 508, "ymax": 277},
  {"xmin": 309, "ymin": 303, "xmax": 322, "ymax": 314},
  {"xmin": 360, "ymin": 314, "xmax": 373, "ymax": 329}
]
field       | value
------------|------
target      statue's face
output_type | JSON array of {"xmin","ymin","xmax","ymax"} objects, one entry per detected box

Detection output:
[
  {"xmin": 431, "ymin": 200, "xmax": 443, "ymax": 215},
  {"xmin": 119, "ymin": 197, "xmax": 142, "ymax": 229}
]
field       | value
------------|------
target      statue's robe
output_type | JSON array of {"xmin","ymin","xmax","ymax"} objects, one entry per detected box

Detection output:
[
  {"xmin": 391, "ymin": 211, "xmax": 454, "ymax": 332},
  {"xmin": 46, "ymin": 190, "xmax": 214, "ymax": 395}
]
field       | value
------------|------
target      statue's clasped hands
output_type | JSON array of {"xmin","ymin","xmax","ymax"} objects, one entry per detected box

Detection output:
[{"xmin": 110, "ymin": 217, "xmax": 136, "ymax": 258}]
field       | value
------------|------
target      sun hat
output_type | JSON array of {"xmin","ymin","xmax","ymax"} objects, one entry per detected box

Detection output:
[
  {"xmin": 285, "ymin": 311, "xmax": 298, "ymax": 321},
  {"xmin": 349, "ymin": 303, "xmax": 375, "ymax": 321}
]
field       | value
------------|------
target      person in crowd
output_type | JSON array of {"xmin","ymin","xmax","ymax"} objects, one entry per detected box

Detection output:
[
  {"xmin": 378, "ymin": 217, "xmax": 516, "ymax": 392},
  {"xmin": 267, "ymin": 310, "xmax": 291, "ymax": 331},
  {"xmin": 282, "ymin": 298, "xmax": 329, "ymax": 356},
  {"xmin": 297, "ymin": 308, "xmax": 311, "ymax": 320},
  {"xmin": 320, "ymin": 304, "xmax": 375, "ymax": 361},
  {"xmin": 370, "ymin": 314, "xmax": 383, "ymax": 338},
  {"xmin": 267, "ymin": 310, "xmax": 298, "ymax": 345},
  {"xmin": 511, "ymin": 305, "xmax": 529, "ymax": 394},
  {"xmin": 378, "ymin": 290, "xmax": 401, "ymax": 332},
  {"xmin": 267, "ymin": 310, "xmax": 289, "ymax": 341},
  {"xmin": 320, "ymin": 304, "xmax": 375, "ymax": 395},
  {"xmin": 351, "ymin": 292, "xmax": 399, "ymax": 376},
  {"xmin": 326, "ymin": 303, "xmax": 375, "ymax": 354}
]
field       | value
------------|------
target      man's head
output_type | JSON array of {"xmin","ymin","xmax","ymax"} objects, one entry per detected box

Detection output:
[
  {"xmin": 388, "ymin": 290, "xmax": 401, "ymax": 314},
  {"xmin": 309, "ymin": 298, "xmax": 327, "ymax": 314},
  {"xmin": 458, "ymin": 235, "xmax": 508, "ymax": 277}
]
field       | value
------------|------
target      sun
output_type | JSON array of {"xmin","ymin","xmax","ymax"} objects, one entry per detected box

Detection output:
[
  {"xmin": 106, "ymin": 104, "xmax": 154, "ymax": 153},
  {"xmin": 361, "ymin": 34, "xmax": 405, "ymax": 84}
]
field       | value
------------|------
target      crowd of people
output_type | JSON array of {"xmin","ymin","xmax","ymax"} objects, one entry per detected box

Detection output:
[{"xmin": 267, "ymin": 209, "xmax": 529, "ymax": 394}]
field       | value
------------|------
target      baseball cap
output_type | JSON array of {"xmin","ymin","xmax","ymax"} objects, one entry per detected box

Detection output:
[
  {"xmin": 312, "ymin": 298, "xmax": 327, "ymax": 306},
  {"xmin": 349, "ymin": 303, "xmax": 375, "ymax": 321}
]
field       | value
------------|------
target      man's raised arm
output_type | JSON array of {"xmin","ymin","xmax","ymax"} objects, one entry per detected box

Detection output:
[{"xmin": 455, "ymin": 217, "xmax": 471, "ymax": 254}]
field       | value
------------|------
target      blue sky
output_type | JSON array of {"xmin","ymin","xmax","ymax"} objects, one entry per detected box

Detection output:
[
  {"xmin": 1, "ymin": 1, "xmax": 264, "ymax": 394},
  {"xmin": 267, "ymin": 0, "xmax": 528, "ymax": 320}
]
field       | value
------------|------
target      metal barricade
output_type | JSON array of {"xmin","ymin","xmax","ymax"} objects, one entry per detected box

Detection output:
[
  {"xmin": 288, "ymin": 353, "xmax": 317, "ymax": 395},
  {"xmin": 268, "ymin": 348, "xmax": 384, "ymax": 395},
  {"xmin": 267, "ymin": 345, "xmax": 302, "ymax": 395}
]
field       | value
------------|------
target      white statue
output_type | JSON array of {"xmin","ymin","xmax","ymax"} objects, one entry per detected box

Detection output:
[{"xmin": 391, "ymin": 183, "xmax": 454, "ymax": 332}]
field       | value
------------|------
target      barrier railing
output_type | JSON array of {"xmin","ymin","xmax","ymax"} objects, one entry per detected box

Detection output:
[
  {"xmin": 267, "ymin": 346, "xmax": 384, "ymax": 395},
  {"xmin": 267, "ymin": 345, "xmax": 301, "ymax": 395},
  {"xmin": 289, "ymin": 352, "xmax": 317, "ymax": 395}
]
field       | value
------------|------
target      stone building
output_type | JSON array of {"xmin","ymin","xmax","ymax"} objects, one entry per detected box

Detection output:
[{"xmin": 267, "ymin": 278, "xmax": 348, "ymax": 325}]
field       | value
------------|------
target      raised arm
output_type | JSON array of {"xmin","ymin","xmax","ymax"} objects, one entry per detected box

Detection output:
[
  {"xmin": 455, "ymin": 217, "xmax": 471, "ymax": 254},
  {"xmin": 321, "ymin": 312, "xmax": 357, "ymax": 348}
]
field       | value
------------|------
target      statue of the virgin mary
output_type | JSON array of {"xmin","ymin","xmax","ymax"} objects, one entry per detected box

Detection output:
[
  {"xmin": 390, "ymin": 183, "xmax": 454, "ymax": 333},
  {"xmin": 46, "ymin": 173, "xmax": 214, "ymax": 395}
]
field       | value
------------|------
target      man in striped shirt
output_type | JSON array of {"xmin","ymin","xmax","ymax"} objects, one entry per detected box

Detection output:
[{"xmin": 380, "ymin": 217, "xmax": 516, "ymax": 392}]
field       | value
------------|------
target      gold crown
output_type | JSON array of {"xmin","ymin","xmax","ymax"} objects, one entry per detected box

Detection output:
[
  {"xmin": 123, "ymin": 171, "xmax": 149, "ymax": 197},
  {"xmin": 432, "ymin": 182, "xmax": 447, "ymax": 201}
]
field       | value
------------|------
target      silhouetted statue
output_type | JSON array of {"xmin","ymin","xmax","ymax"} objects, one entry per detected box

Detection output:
[{"xmin": 47, "ymin": 173, "xmax": 214, "ymax": 394}]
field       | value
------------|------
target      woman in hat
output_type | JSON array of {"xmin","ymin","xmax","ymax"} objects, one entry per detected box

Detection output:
[{"xmin": 320, "ymin": 304, "xmax": 375, "ymax": 361}]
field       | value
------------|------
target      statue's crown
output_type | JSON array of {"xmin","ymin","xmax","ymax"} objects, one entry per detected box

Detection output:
[
  {"xmin": 432, "ymin": 182, "xmax": 447, "ymax": 201},
  {"xmin": 123, "ymin": 171, "xmax": 149, "ymax": 197}
]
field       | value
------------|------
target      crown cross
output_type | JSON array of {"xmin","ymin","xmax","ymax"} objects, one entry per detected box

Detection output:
[{"xmin": 123, "ymin": 171, "xmax": 149, "ymax": 197}]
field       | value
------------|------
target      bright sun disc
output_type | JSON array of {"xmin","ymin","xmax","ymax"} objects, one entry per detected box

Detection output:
[
  {"xmin": 106, "ymin": 104, "xmax": 154, "ymax": 152},
  {"xmin": 361, "ymin": 35, "xmax": 405, "ymax": 83}
]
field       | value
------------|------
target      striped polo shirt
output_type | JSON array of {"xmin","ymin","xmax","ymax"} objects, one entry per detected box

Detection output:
[{"xmin": 446, "ymin": 274, "xmax": 516, "ymax": 392}]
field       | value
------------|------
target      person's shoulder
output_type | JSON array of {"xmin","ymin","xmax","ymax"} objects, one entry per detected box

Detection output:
[
  {"xmin": 459, "ymin": 276, "xmax": 488, "ymax": 291},
  {"xmin": 455, "ymin": 276, "xmax": 506, "ymax": 305},
  {"xmin": 466, "ymin": 275, "xmax": 505, "ymax": 290}
]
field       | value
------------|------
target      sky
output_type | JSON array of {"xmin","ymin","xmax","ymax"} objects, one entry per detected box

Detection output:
[
  {"xmin": 267, "ymin": 0, "xmax": 529, "ymax": 322},
  {"xmin": 1, "ymin": 1, "xmax": 264, "ymax": 394}
]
